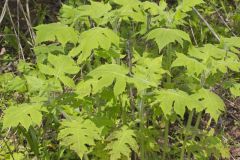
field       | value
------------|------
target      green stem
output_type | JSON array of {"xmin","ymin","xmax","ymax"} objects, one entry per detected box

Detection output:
[
  {"xmin": 138, "ymin": 93, "xmax": 145, "ymax": 160},
  {"xmin": 83, "ymin": 153, "xmax": 89, "ymax": 160},
  {"xmin": 163, "ymin": 119, "xmax": 169, "ymax": 160},
  {"xmin": 187, "ymin": 111, "xmax": 202, "ymax": 159},
  {"xmin": 3, "ymin": 138, "xmax": 15, "ymax": 160},
  {"xmin": 180, "ymin": 110, "xmax": 194, "ymax": 160}
]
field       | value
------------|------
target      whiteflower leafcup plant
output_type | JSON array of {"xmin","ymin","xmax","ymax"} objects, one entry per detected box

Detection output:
[{"xmin": 1, "ymin": 0, "xmax": 240, "ymax": 159}]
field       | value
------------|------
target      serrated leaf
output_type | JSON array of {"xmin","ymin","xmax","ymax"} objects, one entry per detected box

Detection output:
[
  {"xmin": 178, "ymin": 0, "xmax": 204, "ymax": 12},
  {"xmin": 105, "ymin": 126, "xmax": 138, "ymax": 160},
  {"xmin": 187, "ymin": 45, "xmax": 240, "ymax": 74},
  {"xmin": 154, "ymin": 89, "xmax": 203, "ymax": 118},
  {"xmin": 39, "ymin": 54, "xmax": 80, "ymax": 87},
  {"xmin": 132, "ymin": 55, "xmax": 166, "ymax": 90},
  {"xmin": 222, "ymin": 37, "xmax": 240, "ymax": 49},
  {"xmin": 58, "ymin": 117, "xmax": 102, "ymax": 159},
  {"xmin": 172, "ymin": 53, "xmax": 206, "ymax": 76},
  {"xmin": 78, "ymin": 1, "xmax": 112, "ymax": 19},
  {"xmin": 191, "ymin": 89, "xmax": 225, "ymax": 121},
  {"xmin": 35, "ymin": 23, "xmax": 78, "ymax": 46},
  {"xmin": 189, "ymin": 45, "xmax": 226, "ymax": 62},
  {"xmin": 111, "ymin": 0, "xmax": 145, "ymax": 22},
  {"xmin": 76, "ymin": 64, "xmax": 128, "ymax": 97},
  {"xmin": 69, "ymin": 27, "xmax": 119, "ymax": 64},
  {"xmin": 3, "ymin": 103, "xmax": 44, "ymax": 130},
  {"xmin": 146, "ymin": 28, "xmax": 190, "ymax": 52}
]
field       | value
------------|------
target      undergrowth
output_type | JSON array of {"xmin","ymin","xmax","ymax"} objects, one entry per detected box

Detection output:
[{"xmin": 0, "ymin": 0, "xmax": 240, "ymax": 159}]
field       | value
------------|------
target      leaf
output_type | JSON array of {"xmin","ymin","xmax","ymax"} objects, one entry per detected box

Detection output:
[
  {"xmin": 142, "ymin": 1, "xmax": 167, "ymax": 16},
  {"xmin": 172, "ymin": 52, "xmax": 206, "ymax": 76},
  {"xmin": 35, "ymin": 23, "xmax": 78, "ymax": 46},
  {"xmin": 146, "ymin": 28, "xmax": 190, "ymax": 52},
  {"xmin": 222, "ymin": 37, "xmax": 240, "ymax": 49},
  {"xmin": 210, "ymin": 56, "xmax": 240, "ymax": 74},
  {"xmin": 230, "ymin": 83, "xmax": 240, "ymax": 97},
  {"xmin": 3, "ymin": 103, "xmax": 44, "ymax": 130},
  {"xmin": 189, "ymin": 45, "xmax": 226, "ymax": 62},
  {"xmin": 6, "ymin": 76, "xmax": 26, "ymax": 92},
  {"xmin": 60, "ymin": 4, "xmax": 84, "ymax": 25},
  {"xmin": 105, "ymin": 126, "xmax": 138, "ymax": 160},
  {"xmin": 38, "ymin": 54, "xmax": 80, "ymax": 87},
  {"xmin": 111, "ymin": 0, "xmax": 145, "ymax": 22},
  {"xmin": 191, "ymin": 89, "xmax": 225, "ymax": 121},
  {"xmin": 153, "ymin": 89, "xmax": 203, "ymax": 118},
  {"xmin": 58, "ymin": 117, "xmax": 102, "ymax": 159},
  {"xmin": 78, "ymin": 1, "xmax": 112, "ymax": 19},
  {"xmin": 69, "ymin": 27, "xmax": 119, "ymax": 64},
  {"xmin": 34, "ymin": 44, "xmax": 64, "ymax": 63},
  {"xmin": 76, "ymin": 64, "xmax": 128, "ymax": 97},
  {"xmin": 25, "ymin": 75, "xmax": 45, "ymax": 93},
  {"xmin": 132, "ymin": 55, "xmax": 166, "ymax": 90},
  {"xmin": 178, "ymin": 0, "xmax": 204, "ymax": 12}
]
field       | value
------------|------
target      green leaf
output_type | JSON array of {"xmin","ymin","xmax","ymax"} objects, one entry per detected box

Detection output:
[
  {"xmin": 105, "ymin": 126, "xmax": 138, "ymax": 160},
  {"xmin": 76, "ymin": 64, "xmax": 128, "ymax": 97},
  {"xmin": 192, "ymin": 89, "xmax": 225, "ymax": 121},
  {"xmin": 178, "ymin": 0, "xmax": 204, "ymax": 12},
  {"xmin": 132, "ymin": 55, "xmax": 166, "ymax": 90},
  {"xmin": 142, "ymin": 1, "xmax": 167, "ymax": 16},
  {"xmin": 77, "ymin": 1, "xmax": 112, "ymax": 19},
  {"xmin": 38, "ymin": 54, "xmax": 80, "ymax": 87},
  {"xmin": 25, "ymin": 75, "xmax": 45, "ymax": 93},
  {"xmin": 69, "ymin": 27, "xmax": 119, "ymax": 64},
  {"xmin": 154, "ymin": 89, "xmax": 203, "ymax": 118},
  {"xmin": 146, "ymin": 28, "xmax": 190, "ymax": 52},
  {"xmin": 58, "ymin": 117, "xmax": 102, "ymax": 159},
  {"xmin": 189, "ymin": 45, "xmax": 226, "ymax": 62},
  {"xmin": 222, "ymin": 37, "xmax": 240, "ymax": 49},
  {"xmin": 172, "ymin": 52, "xmax": 206, "ymax": 76},
  {"xmin": 35, "ymin": 23, "xmax": 78, "ymax": 46},
  {"xmin": 210, "ymin": 56, "xmax": 240, "ymax": 74},
  {"xmin": 187, "ymin": 45, "xmax": 240, "ymax": 74},
  {"xmin": 6, "ymin": 76, "xmax": 26, "ymax": 92},
  {"xmin": 3, "ymin": 103, "xmax": 44, "ymax": 130},
  {"xmin": 230, "ymin": 83, "xmax": 240, "ymax": 97}
]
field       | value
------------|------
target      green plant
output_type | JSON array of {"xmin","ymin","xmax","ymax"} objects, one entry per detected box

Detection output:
[{"xmin": 1, "ymin": 0, "xmax": 239, "ymax": 159}]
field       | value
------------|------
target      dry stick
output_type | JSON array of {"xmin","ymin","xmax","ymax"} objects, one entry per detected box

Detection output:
[
  {"xmin": 25, "ymin": 0, "xmax": 31, "ymax": 22},
  {"xmin": 215, "ymin": 8, "xmax": 237, "ymax": 37},
  {"xmin": 18, "ymin": 0, "xmax": 35, "ymax": 44},
  {"xmin": 0, "ymin": 0, "xmax": 8, "ymax": 25},
  {"xmin": 189, "ymin": 20, "xmax": 198, "ymax": 47},
  {"xmin": 193, "ymin": 7, "xmax": 220, "ymax": 42},
  {"xmin": 6, "ymin": 4, "xmax": 25, "ymax": 61}
]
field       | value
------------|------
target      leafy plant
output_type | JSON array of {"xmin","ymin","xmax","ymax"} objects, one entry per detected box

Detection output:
[{"xmin": 1, "ymin": 0, "xmax": 239, "ymax": 159}]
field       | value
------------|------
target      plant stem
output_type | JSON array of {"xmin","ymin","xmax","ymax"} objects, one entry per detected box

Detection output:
[
  {"xmin": 138, "ymin": 92, "xmax": 146, "ymax": 160},
  {"xmin": 163, "ymin": 119, "xmax": 169, "ymax": 160},
  {"xmin": 187, "ymin": 111, "xmax": 202, "ymax": 159},
  {"xmin": 3, "ymin": 138, "xmax": 15, "ymax": 160},
  {"xmin": 180, "ymin": 110, "xmax": 194, "ymax": 160},
  {"xmin": 83, "ymin": 153, "xmax": 89, "ymax": 160}
]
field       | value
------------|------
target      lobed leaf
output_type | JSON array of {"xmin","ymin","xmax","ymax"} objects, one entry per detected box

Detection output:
[
  {"xmin": 58, "ymin": 117, "xmax": 102, "ymax": 159},
  {"xmin": 146, "ymin": 28, "xmax": 191, "ymax": 52},
  {"xmin": 3, "ymin": 103, "xmax": 45, "ymax": 130},
  {"xmin": 105, "ymin": 126, "xmax": 138, "ymax": 160}
]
